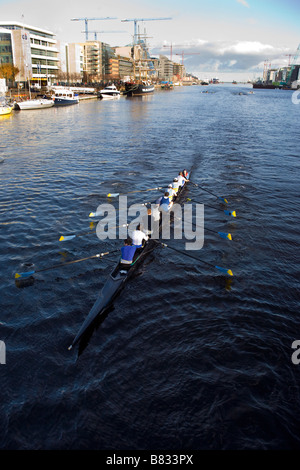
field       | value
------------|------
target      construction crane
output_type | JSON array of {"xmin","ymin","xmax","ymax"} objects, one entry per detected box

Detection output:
[
  {"xmin": 286, "ymin": 44, "xmax": 300, "ymax": 85},
  {"xmin": 291, "ymin": 43, "xmax": 300, "ymax": 65},
  {"xmin": 71, "ymin": 17, "xmax": 118, "ymax": 41},
  {"xmin": 163, "ymin": 44, "xmax": 191, "ymax": 62},
  {"xmin": 163, "ymin": 44, "xmax": 173, "ymax": 61},
  {"xmin": 121, "ymin": 17, "xmax": 172, "ymax": 45},
  {"xmin": 81, "ymin": 30, "xmax": 126, "ymax": 41},
  {"xmin": 176, "ymin": 51, "xmax": 201, "ymax": 66}
]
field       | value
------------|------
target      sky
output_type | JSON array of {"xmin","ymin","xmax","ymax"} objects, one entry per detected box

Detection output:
[{"xmin": 1, "ymin": 0, "xmax": 299, "ymax": 81}]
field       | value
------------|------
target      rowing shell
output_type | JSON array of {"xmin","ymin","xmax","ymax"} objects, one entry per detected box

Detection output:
[{"xmin": 68, "ymin": 174, "xmax": 190, "ymax": 350}]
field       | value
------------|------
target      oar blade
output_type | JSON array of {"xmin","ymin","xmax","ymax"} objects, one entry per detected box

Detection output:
[
  {"xmin": 215, "ymin": 265, "xmax": 234, "ymax": 276},
  {"xmin": 15, "ymin": 270, "xmax": 35, "ymax": 279},
  {"xmin": 218, "ymin": 232, "xmax": 232, "ymax": 241},
  {"xmin": 59, "ymin": 234, "xmax": 76, "ymax": 242},
  {"xmin": 224, "ymin": 210, "xmax": 237, "ymax": 218},
  {"xmin": 219, "ymin": 197, "xmax": 228, "ymax": 204},
  {"xmin": 107, "ymin": 193, "xmax": 119, "ymax": 198}
]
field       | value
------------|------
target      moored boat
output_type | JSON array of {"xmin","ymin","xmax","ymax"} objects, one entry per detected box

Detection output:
[
  {"xmin": 14, "ymin": 98, "xmax": 54, "ymax": 110},
  {"xmin": 161, "ymin": 81, "xmax": 173, "ymax": 89},
  {"xmin": 124, "ymin": 81, "xmax": 155, "ymax": 97},
  {"xmin": 98, "ymin": 84, "xmax": 120, "ymax": 100},
  {"xmin": 68, "ymin": 174, "xmax": 190, "ymax": 350},
  {"xmin": 0, "ymin": 105, "xmax": 13, "ymax": 115},
  {"xmin": 53, "ymin": 88, "xmax": 79, "ymax": 106}
]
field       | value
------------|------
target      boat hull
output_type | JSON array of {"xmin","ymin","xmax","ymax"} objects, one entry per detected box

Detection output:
[
  {"xmin": 98, "ymin": 85, "xmax": 121, "ymax": 100},
  {"xmin": 0, "ymin": 106, "xmax": 13, "ymax": 116},
  {"xmin": 99, "ymin": 93, "xmax": 120, "ymax": 100},
  {"xmin": 54, "ymin": 98, "xmax": 79, "ymax": 106},
  {"xmin": 15, "ymin": 99, "xmax": 54, "ymax": 110},
  {"xmin": 125, "ymin": 83, "xmax": 155, "ymax": 97},
  {"xmin": 69, "ymin": 176, "xmax": 190, "ymax": 350}
]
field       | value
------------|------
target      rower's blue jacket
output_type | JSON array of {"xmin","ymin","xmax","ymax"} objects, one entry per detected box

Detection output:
[
  {"xmin": 121, "ymin": 245, "xmax": 136, "ymax": 262},
  {"xmin": 160, "ymin": 196, "xmax": 170, "ymax": 206}
]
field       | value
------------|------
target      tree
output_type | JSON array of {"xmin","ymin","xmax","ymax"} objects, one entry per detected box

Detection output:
[{"xmin": 0, "ymin": 63, "xmax": 20, "ymax": 81}]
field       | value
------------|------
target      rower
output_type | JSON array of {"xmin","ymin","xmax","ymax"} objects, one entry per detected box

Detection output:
[
  {"xmin": 131, "ymin": 224, "xmax": 148, "ymax": 248},
  {"xmin": 120, "ymin": 238, "xmax": 136, "ymax": 265},
  {"xmin": 165, "ymin": 183, "xmax": 175, "ymax": 201},
  {"xmin": 177, "ymin": 172, "xmax": 186, "ymax": 188},
  {"xmin": 172, "ymin": 178, "xmax": 179, "ymax": 194},
  {"xmin": 159, "ymin": 191, "xmax": 171, "ymax": 212}
]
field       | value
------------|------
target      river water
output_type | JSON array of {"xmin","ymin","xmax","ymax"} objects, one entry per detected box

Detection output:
[{"xmin": 0, "ymin": 84, "xmax": 299, "ymax": 450}]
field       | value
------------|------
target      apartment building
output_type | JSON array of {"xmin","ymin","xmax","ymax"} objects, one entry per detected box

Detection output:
[
  {"xmin": 0, "ymin": 21, "xmax": 59, "ymax": 85},
  {"xmin": 58, "ymin": 43, "xmax": 84, "ymax": 81}
]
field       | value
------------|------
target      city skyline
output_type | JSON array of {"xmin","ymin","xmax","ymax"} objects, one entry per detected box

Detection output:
[{"xmin": 1, "ymin": 0, "xmax": 299, "ymax": 81}]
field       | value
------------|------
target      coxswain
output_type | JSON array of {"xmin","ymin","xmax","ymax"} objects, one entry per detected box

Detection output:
[
  {"xmin": 131, "ymin": 224, "xmax": 148, "ymax": 248},
  {"xmin": 120, "ymin": 238, "xmax": 136, "ymax": 265},
  {"xmin": 183, "ymin": 169, "xmax": 189, "ymax": 181}
]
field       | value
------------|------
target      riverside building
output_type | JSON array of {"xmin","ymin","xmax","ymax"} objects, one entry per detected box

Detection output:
[{"xmin": 0, "ymin": 21, "xmax": 59, "ymax": 87}]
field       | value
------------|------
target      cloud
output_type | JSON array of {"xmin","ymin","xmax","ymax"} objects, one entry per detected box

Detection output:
[
  {"xmin": 236, "ymin": 0, "xmax": 250, "ymax": 7},
  {"xmin": 152, "ymin": 39, "xmax": 289, "ymax": 75}
]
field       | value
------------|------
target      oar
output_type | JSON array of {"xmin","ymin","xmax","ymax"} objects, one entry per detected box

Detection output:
[
  {"xmin": 14, "ymin": 250, "xmax": 119, "ymax": 279},
  {"xmin": 186, "ymin": 198, "xmax": 236, "ymax": 218},
  {"xmin": 59, "ymin": 230, "xmax": 95, "ymax": 242},
  {"xmin": 107, "ymin": 187, "xmax": 163, "ymax": 198},
  {"xmin": 89, "ymin": 203, "xmax": 149, "ymax": 218},
  {"xmin": 59, "ymin": 224, "xmax": 129, "ymax": 242},
  {"xmin": 174, "ymin": 216, "xmax": 232, "ymax": 241},
  {"xmin": 158, "ymin": 242, "xmax": 233, "ymax": 276},
  {"xmin": 193, "ymin": 223, "xmax": 232, "ymax": 240},
  {"xmin": 190, "ymin": 181, "xmax": 228, "ymax": 204}
]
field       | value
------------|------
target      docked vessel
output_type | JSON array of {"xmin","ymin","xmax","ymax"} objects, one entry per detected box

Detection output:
[
  {"xmin": 0, "ymin": 104, "xmax": 13, "ymax": 116},
  {"xmin": 98, "ymin": 84, "xmax": 120, "ymax": 100},
  {"xmin": 252, "ymin": 81, "xmax": 277, "ymax": 89},
  {"xmin": 14, "ymin": 98, "xmax": 54, "ymax": 110},
  {"xmin": 124, "ymin": 81, "xmax": 155, "ymax": 97},
  {"xmin": 53, "ymin": 88, "xmax": 79, "ymax": 106},
  {"xmin": 123, "ymin": 30, "xmax": 155, "ymax": 97},
  {"xmin": 161, "ymin": 81, "xmax": 173, "ymax": 89}
]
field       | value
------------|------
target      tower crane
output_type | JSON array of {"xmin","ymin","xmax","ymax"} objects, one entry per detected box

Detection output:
[
  {"xmin": 71, "ymin": 17, "xmax": 118, "ymax": 41},
  {"xmin": 163, "ymin": 44, "xmax": 173, "ymax": 61},
  {"xmin": 81, "ymin": 30, "xmax": 126, "ymax": 41},
  {"xmin": 176, "ymin": 51, "xmax": 201, "ymax": 66},
  {"xmin": 121, "ymin": 17, "xmax": 172, "ymax": 45},
  {"xmin": 163, "ymin": 44, "xmax": 191, "ymax": 62}
]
